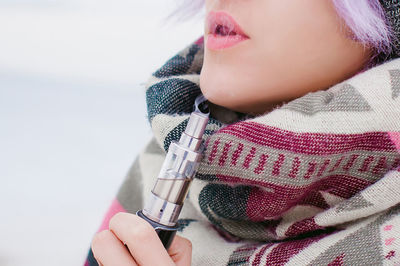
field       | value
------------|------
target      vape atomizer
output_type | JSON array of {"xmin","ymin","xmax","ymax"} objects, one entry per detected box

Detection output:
[{"xmin": 136, "ymin": 94, "xmax": 209, "ymax": 250}]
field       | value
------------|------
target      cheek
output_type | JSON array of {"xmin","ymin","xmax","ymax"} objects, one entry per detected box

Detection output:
[{"xmin": 249, "ymin": 0, "xmax": 370, "ymax": 94}]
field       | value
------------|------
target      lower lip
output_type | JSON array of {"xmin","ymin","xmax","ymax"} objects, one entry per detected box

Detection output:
[{"xmin": 206, "ymin": 33, "xmax": 249, "ymax": 50}]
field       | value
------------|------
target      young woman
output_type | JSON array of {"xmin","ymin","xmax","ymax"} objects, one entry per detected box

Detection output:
[{"xmin": 87, "ymin": 0, "xmax": 400, "ymax": 265}]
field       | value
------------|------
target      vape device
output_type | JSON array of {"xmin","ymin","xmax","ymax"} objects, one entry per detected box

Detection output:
[{"xmin": 136, "ymin": 94, "xmax": 209, "ymax": 250}]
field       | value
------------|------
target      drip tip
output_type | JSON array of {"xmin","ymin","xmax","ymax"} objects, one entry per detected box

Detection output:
[
  {"xmin": 184, "ymin": 95, "xmax": 210, "ymax": 139},
  {"xmin": 194, "ymin": 94, "xmax": 210, "ymax": 114}
]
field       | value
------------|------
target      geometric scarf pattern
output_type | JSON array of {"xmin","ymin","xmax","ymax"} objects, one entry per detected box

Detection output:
[{"xmin": 85, "ymin": 36, "xmax": 400, "ymax": 265}]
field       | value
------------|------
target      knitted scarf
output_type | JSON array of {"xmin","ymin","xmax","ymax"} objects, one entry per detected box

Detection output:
[{"xmin": 86, "ymin": 36, "xmax": 400, "ymax": 265}]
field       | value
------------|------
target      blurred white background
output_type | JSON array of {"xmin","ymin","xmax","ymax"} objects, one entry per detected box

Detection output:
[{"xmin": 0, "ymin": 1, "xmax": 203, "ymax": 265}]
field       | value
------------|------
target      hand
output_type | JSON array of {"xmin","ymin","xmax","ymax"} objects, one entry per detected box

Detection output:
[{"xmin": 91, "ymin": 212, "xmax": 192, "ymax": 266}]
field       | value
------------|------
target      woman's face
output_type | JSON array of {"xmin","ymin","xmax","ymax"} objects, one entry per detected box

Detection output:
[{"xmin": 200, "ymin": 0, "xmax": 372, "ymax": 115}]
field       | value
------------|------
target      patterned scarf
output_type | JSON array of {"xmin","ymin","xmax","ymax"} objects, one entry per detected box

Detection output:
[
  {"xmin": 145, "ymin": 36, "xmax": 400, "ymax": 264},
  {"xmin": 86, "ymin": 36, "xmax": 400, "ymax": 265}
]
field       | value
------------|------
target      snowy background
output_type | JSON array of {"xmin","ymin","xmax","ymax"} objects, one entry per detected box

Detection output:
[{"xmin": 0, "ymin": 1, "xmax": 203, "ymax": 265}]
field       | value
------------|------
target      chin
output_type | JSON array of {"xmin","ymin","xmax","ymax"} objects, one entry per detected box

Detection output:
[
  {"xmin": 199, "ymin": 82, "xmax": 254, "ymax": 114},
  {"xmin": 200, "ymin": 66, "xmax": 261, "ymax": 113},
  {"xmin": 200, "ymin": 66, "xmax": 237, "ymax": 108},
  {"xmin": 200, "ymin": 69, "xmax": 288, "ymax": 115}
]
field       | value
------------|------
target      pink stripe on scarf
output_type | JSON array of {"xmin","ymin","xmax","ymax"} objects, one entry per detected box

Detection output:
[
  {"xmin": 218, "ymin": 122, "xmax": 397, "ymax": 155},
  {"xmin": 389, "ymin": 132, "xmax": 400, "ymax": 150},
  {"xmin": 215, "ymin": 174, "xmax": 371, "ymax": 221},
  {"xmin": 195, "ymin": 36, "xmax": 204, "ymax": 45}
]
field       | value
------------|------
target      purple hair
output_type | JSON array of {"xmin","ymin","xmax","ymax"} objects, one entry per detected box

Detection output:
[
  {"xmin": 332, "ymin": 0, "xmax": 392, "ymax": 56},
  {"xmin": 169, "ymin": 0, "xmax": 393, "ymax": 57}
]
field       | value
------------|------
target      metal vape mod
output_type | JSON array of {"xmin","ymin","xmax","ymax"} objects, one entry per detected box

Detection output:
[{"xmin": 136, "ymin": 94, "xmax": 209, "ymax": 250}]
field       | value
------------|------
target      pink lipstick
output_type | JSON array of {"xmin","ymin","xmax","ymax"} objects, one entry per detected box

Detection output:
[{"xmin": 206, "ymin": 11, "xmax": 249, "ymax": 50}]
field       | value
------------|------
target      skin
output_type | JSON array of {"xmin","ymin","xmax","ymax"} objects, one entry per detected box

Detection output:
[
  {"xmin": 92, "ymin": 1, "xmax": 374, "ymax": 264},
  {"xmin": 91, "ymin": 212, "xmax": 192, "ymax": 266},
  {"xmin": 200, "ymin": 0, "xmax": 373, "ymax": 115}
]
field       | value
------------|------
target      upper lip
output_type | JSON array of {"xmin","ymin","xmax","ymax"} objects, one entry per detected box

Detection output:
[{"xmin": 206, "ymin": 11, "xmax": 249, "ymax": 38}]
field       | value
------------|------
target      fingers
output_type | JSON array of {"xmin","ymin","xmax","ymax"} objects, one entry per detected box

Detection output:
[
  {"xmin": 109, "ymin": 212, "xmax": 174, "ymax": 266},
  {"xmin": 167, "ymin": 235, "xmax": 192, "ymax": 266},
  {"xmin": 92, "ymin": 230, "xmax": 138, "ymax": 266}
]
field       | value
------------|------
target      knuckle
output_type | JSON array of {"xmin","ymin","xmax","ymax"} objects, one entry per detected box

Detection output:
[
  {"xmin": 109, "ymin": 212, "xmax": 126, "ymax": 228},
  {"xmin": 91, "ymin": 230, "xmax": 111, "ymax": 251},
  {"xmin": 108, "ymin": 212, "xmax": 155, "ymax": 242},
  {"xmin": 130, "ymin": 220, "xmax": 154, "ymax": 241}
]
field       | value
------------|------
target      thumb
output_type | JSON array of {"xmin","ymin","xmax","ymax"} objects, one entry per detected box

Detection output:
[{"xmin": 167, "ymin": 235, "xmax": 192, "ymax": 266}]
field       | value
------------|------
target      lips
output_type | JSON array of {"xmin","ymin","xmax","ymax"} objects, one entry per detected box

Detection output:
[{"xmin": 206, "ymin": 11, "xmax": 249, "ymax": 50}]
